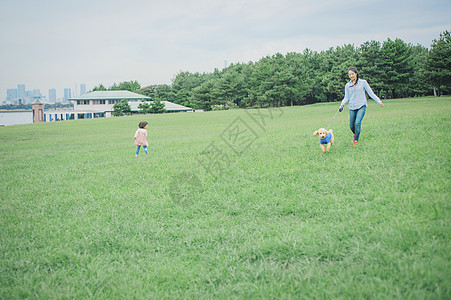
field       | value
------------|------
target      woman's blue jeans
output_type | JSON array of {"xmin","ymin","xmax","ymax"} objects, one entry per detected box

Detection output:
[
  {"xmin": 136, "ymin": 145, "xmax": 148, "ymax": 155},
  {"xmin": 349, "ymin": 105, "xmax": 366, "ymax": 141}
]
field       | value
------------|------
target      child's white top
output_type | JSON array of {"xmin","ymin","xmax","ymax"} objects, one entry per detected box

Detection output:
[{"xmin": 134, "ymin": 128, "xmax": 147, "ymax": 137}]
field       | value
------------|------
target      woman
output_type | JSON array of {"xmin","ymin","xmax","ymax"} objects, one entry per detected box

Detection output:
[{"xmin": 340, "ymin": 67, "xmax": 384, "ymax": 147}]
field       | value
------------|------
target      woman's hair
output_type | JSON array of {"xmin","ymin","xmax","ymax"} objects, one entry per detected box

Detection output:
[
  {"xmin": 138, "ymin": 121, "xmax": 148, "ymax": 129},
  {"xmin": 348, "ymin": 67, "xmax": 359, "ymax": 85}
]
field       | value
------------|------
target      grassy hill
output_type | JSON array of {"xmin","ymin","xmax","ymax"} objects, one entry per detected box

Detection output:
[{"xmin": 1, "ymin": 96, "xmax": 450, "ymax": 298}]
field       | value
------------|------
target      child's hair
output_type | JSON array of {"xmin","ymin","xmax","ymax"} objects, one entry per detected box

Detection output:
[{"xmin": 138, "ymin": 121, "xmax": 148, "ymax": 129}]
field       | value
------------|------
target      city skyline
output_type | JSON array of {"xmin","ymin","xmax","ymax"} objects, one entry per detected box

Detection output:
[{"xmin": 3, "ymin": 83, "xmax": 88, "ymax": 105}]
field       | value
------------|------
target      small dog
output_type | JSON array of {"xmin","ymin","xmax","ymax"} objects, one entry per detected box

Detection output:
[{"xmin": 313, "ymin": 128, "xmax": 334, "ymax": 153}]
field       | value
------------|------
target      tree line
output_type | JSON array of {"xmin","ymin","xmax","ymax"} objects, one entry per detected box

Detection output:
[{"xmin": 94, "ymin": 31, "xmax": 450, "ymax": 111}]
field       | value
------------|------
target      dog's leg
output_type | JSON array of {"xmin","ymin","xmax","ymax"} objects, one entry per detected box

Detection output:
[
  {"xmin": 320, "ymin": 144, "xmax": 326, "ymax": 153},
  {"xmin": 326, "ymin": 142, "xmax": 331, "ymax": 152},
  {"xmin": 331, "ymin": 134, "xmax": 334, "ymax": 144}
]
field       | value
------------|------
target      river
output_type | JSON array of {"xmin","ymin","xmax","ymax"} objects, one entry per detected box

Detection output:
[{"xmin": 0, "ymin": 111, "xmax": 33, "ymax": 126}]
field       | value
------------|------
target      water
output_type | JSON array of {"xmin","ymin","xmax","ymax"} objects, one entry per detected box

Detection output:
[{"xmin": 0, "ymin": 111, "xmax": 33, "ymax": 126}]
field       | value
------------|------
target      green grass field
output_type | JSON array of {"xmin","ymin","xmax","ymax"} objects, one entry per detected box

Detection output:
[{"xmin": 1, "ymin": 96, "xmax": 450, "ymax": 299}]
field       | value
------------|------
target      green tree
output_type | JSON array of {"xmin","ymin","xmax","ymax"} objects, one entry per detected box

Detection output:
[
  {"xmin": 150, "ymin": 99, "xmax": 166, "ymax": 113},
  {"xmin": 111, "ymin": 80, "xmax": 141, "ymax": 92},
  {"xmin": 409, "ymin": 44, "xmax": 430, "ymax": 97},
  {"xmin": 427, "ymin": 30, "xmax": 451, "ymax": 96},
  {"xmin": 154, "ymin": 34, "xmax": 444, "ymax": 108},
  {"xmin": 172, "ymin": 71, "xmax": 206, "ymax": 106},
  {"xmin": 112, "ymin": 99, "xmax": 131, "ymax": 116},
  {"xmin": 191, "ymin": 80, "xmax": 216, "ymax": 111},
  {"xmin": 222, "ymin": 63, "xmax": 249, "ymax": 108},
  {"xmin": 92, "ymin": 84, "xmax": 107, "ymax": 91},
  {"xmin": 251, "ymin": 55, "xmax": 277, "ymax": 107},
  {"xmin": 357, "ymin": 40, "xmax": 385, "ymax": 97},
  {"xmin": 298, "ymin": 49, "xmax": 322, "ymax": 104},
  {"xmin": 138, "ymin": 84, "xmax": 173, "ymax": 102},
  {"xmin": 380, "ymin": 38, "xmax": 413, "ymax": 98},
  {"xmin": 321, "ymin": 45, "xmax": 358, "ymax": 101},
  {"xmin": 138, "ymin": 100, "xmax": 152, "ymax": 114},
  {"xmin": 212, "ymin": 72, "xmax": 239, "ymax": 109},
  {"xmin": 268, "ymin": 68, "xmax": 298, "ymax": 106}
]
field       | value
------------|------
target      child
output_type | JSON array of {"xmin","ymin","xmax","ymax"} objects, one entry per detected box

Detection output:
[{"xmin": 134, "ymin": 121, "xmax": 148, "ymax": 157}]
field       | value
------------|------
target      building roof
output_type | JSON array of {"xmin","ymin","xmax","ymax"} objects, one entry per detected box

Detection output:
[
  {"xmin": 32, "ymin": 98, "xmax": 45, "ymax": 105},
  {"xmin": 128, "ymin": 101, "xmax": 192, "ymax": 112},
  {"xmin": 69, "ymin": 90, "xmax": 151, "ymax": 101},
  {"xmin": 161, "ymin": 101, "xmax": 192, "ymax": 111}
]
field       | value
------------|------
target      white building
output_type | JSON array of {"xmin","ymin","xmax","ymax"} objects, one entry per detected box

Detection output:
[{"xmin": 41, "ymin": 90, "xmax": 192, "ymax": 122}]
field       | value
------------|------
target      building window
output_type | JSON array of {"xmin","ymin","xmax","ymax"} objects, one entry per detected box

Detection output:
[
  {"xmin": 77, "ymin": 100, "xmax": 89, "ymax": 105},
  {"xmin": 92, "ymin": 100, "xmax": 106, "ymax": 105}
]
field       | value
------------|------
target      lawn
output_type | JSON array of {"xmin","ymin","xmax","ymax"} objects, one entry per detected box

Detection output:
[{"xmin": 0, "ymin": 96, "xmax": 450, "ymax": 299}]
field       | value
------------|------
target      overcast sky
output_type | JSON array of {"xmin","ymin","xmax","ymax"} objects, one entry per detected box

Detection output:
[{"xmin": 0, "ymin": 0, "xmax": 450, "ymax": 100}]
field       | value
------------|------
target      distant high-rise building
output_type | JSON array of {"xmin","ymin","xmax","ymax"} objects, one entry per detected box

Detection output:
[
  {"xmin": 6, "ymin": 89, "xmax": 18, "ymax": 101},
  {"xmin": 80, "ymin": 84, "xmax": 86, "ymax": 95},
  {"xmin": 63, "ymin": 88, "xmax": 71, "ymax": 102},
  {"xmin": 17, "ymin": 84, "xmax": 26, "ymax": 99},
  {"xmin": 32, "ymin": 89, "xmax": 41, "ymax": 98},
  {"xmin": 49, "ymin": 88, "xmax": 56, "ymax": 103}
]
